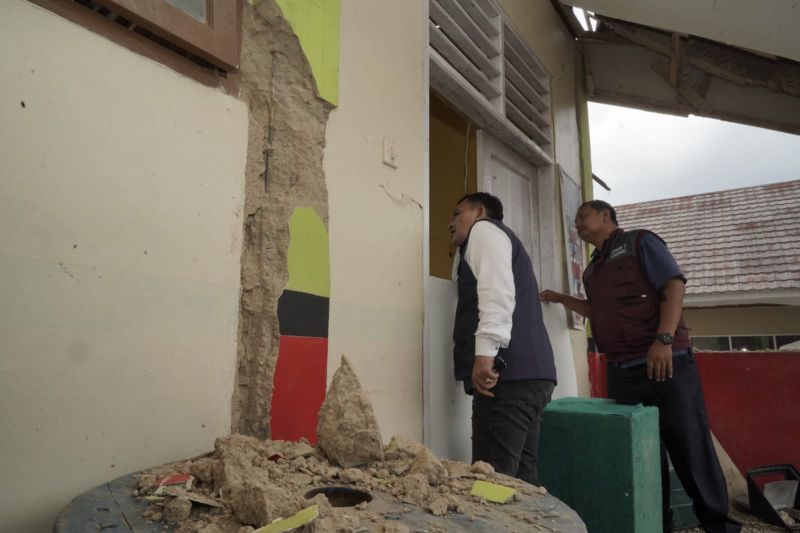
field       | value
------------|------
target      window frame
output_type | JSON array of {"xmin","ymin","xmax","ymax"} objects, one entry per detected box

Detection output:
[
  {"xmin": 93, "ymin": 0, "xmax": 240, "ymax": 71},
  {"xmin": 29, "ymin": 0, "xmax": 241, "ymax": 91}
]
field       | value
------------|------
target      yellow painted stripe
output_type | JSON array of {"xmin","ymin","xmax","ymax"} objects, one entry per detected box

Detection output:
[
  {"xmin": 275, "ymin": 0, "xmax": 340, "ymax": 106},
  {"xmin": 287, "ymin": 207, "xmax": 330, "ymax": 298}
]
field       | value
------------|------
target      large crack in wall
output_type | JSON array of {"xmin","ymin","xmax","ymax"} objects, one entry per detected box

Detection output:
[{"xmin": 233, "ymin": 0, "xmax": 333, "ymax": 438}]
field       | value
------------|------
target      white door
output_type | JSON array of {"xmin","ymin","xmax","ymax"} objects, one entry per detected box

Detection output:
[
  {"xmin": 477, "ymin": 131, "xmax": 541, "ymax": 274},
  {"xmin": 476, "ymin": 131, "xmax": 579, "ymax": 399},
  {"xmin": 423, "ymin": 133, "xmax": 578, "ymax": 462}
]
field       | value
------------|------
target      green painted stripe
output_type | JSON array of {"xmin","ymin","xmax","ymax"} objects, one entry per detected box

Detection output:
[
  {"xmin": 275, "ymin": 0, "xmax": 340, "ymax": 106},
  {"xmin": 287, "ymin": 207, "xmax": 330, "ymax": 298}
]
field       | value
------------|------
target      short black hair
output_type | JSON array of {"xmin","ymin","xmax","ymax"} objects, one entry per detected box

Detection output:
[
  {"xmin": 457, "ymin": 192, "xmax": 504, "ymax": 221},
  {"xmin": 579, "ymin": 199, "xmax": 618, "ymax": 225}
]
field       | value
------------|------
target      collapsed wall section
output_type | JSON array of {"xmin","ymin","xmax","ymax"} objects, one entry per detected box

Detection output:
[{"xmin": 233, "ymin": 0, "xmax": 333, "ymax": 438}]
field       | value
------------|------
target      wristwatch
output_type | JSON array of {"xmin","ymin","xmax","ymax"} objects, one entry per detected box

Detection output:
[{"xmin": 655, "ymin": 332, "xmax": 674, "ymax": 345}]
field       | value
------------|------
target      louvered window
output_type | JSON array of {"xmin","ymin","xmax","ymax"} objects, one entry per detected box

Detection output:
[
  {"xmin": 502, "ymin": 25, "xmax": 552, "ymax": 151},
  {"xmin": 429, "ymin": 0, "xmax": 553, "ymax": 164}
]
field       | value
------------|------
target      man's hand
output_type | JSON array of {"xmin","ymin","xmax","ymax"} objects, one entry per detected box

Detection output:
[
  {"xmin": 539, "ymin": 290, "xmax": 565, "ymax": 304},
  {"xmin": 472, "ymin": 356, "xmax": 499, "ymax": 397},
  {"xmin": 646, "ymin": 341, "xmax": 673, "ymax": 381}
]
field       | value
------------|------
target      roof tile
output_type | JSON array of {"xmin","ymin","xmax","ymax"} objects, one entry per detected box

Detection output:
[{"xmin": 616, "ymin": 180, "xmax": 800, "ymax": 296}]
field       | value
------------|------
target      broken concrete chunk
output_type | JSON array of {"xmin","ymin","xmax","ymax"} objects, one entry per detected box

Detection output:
[
  {"xmin": 409, "ymin": 448, "xmax": 448, "ymax": 486},
  {"xmin": 163, "ymin": 495, "xmax": 192, "ymax": 522},
  {"xmin": 470, "ymin": 460, "xmax": 495, "ymax": 476},
  {"xmin": 339, "ymin": 468, "xmax": 368, "ymax": 484},
  {"xmin": 428, "ymin": 496, "xmax": 450, "ymax": 516},
  {"xmin": 316, "ymin": 356, "xmax": 384, "ymax": 468},
  {"xmin": 286, "ymin": 473, "xmax": 313, "ymax": 486},
  {"xmin": 398, "ymin": 473, "xmax": 431, "ymax": 505},
  {"xmin": 287, "ymin": 441, "xmax": 315, "ymax": 459},
  {"xmin": 189, "ymin": 457, "xmax": 217, "ymax": 483},
  {"xmin": 391, "ymin": 463, "xmax": 411, "ymax": 476},
  {"xmin": 227, "ymin": 478, "xmax": 301, "ymax": 527},
  {"xmin": 443, "ymin": 459, "xmax": 472, "ymax": 480},
  {"xmin": 384, "ymin": 435, "xmax": 424, "ymax": 461},
  {"xmin": 196, "ymin": 525, "xmax": 224, "ymax": 533},
  {"xmin": 381, "ymin": 521, "xmax": 411, "ymax": 533}
]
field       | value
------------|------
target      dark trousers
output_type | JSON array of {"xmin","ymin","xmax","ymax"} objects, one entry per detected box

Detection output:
[
  {"xmin": 607, "ymin": 351, "xmax": 741, "ymax": 533},
  {"xmin": 472, "ymin": 379, "xmax": 554, "ymax": 486}
]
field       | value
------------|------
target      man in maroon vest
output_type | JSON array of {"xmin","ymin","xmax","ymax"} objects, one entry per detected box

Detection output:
[{"xmin": 540, "ymin": 200, "xmax": 740, "ymax": 533}]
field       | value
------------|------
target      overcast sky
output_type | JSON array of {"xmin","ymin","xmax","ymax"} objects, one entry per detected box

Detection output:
[{"xmin": 588, "ymin": 102, "xmax": 800, "ymax": 206}]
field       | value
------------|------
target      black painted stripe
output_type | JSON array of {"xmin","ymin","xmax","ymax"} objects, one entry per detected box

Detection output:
[{"xmin": 278, "ymin": 290, "xmax": 329, "ymax": 338}]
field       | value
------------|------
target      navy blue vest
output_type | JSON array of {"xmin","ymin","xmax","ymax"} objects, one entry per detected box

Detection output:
[{"xmin": 453, "ymin": 219, "xmax": 557, "ymax": 386}]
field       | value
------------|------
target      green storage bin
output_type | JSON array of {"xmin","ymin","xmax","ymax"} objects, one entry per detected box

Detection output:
[{"xmin": 539, "ymin": 397, "xmax": 662, "ymax": 533}]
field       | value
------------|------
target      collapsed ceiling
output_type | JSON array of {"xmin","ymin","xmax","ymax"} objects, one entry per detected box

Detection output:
[{"xmin": 557, "ymin": 1, "xmax": 800, "ymax": 134}]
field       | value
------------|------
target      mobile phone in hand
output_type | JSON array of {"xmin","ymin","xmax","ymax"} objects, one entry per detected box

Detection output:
[{"xmin": 493, "ymin": 355, "xmax": 507, "ymax": 373}]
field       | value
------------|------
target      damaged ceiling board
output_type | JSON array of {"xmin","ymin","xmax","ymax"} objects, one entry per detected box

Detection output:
[
  {"xmin": 568, "ymin": 0, "xmax": 800, "ymax": 63},
  {"xmin": 582, "ymin": 20, "xmax": 800, "ymax": 134}
]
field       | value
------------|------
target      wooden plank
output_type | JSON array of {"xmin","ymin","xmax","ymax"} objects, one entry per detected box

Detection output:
[
  {"xmin": 505, "ymin": 80, "xmax": 550, "ymax": 128},
  {"xmin": 437, "ymin": 0, "xmax": 499, "ymax": 58},
  {"xmin": 474, "ymin": 0, "xmax": 498, "ymax": 18},
  {"xmin": 430, "ymin": 50, "xmax": 552, "ymax": 167},
  {"xmin": 506, "ymin": 98, "xmax": 551, "ymax": 146},
  {"xmin": 503, "ymin": 24, "xmax": 547, "ymax": 78},
  {"xmin": 430, "ymin": 21, "xmax": 501, "ymax": 100},
  {"xmin": 504, "ymin": 42, "xmax": 548, "ymax": 95},
  {"xmin": 504, "ymin": 59, "xmax": 548, "ymax": 111},
  {"xmin": 669, "ymin": 33, "xmax": 682, "ymax": 88},
  {"xmin": 651, "ymin": 60, "xmax": 712, "ymax": 113},
  {"xmin": 456, "ymin": 0, "xmax": 499, "ymax": 38},
  {"xmin": 430, "ymin": 0, "xmax": 499, "ymax": 79}
]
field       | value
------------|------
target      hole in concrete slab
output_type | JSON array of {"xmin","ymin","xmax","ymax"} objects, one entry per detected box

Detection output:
[{"xmin": 305, "ymin": 486, "xmax": 372, "ymax": 507}]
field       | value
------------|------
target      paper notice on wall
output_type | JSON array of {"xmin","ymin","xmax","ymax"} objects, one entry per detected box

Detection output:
[{"xmin": 559, "ymin": 166, "xmax": 587, "ymax": 330}]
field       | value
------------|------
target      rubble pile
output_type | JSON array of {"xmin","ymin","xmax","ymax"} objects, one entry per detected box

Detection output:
[
  {"xmin": 134, "ymin": 358, "xmax": 553, "ymax": 532},
  {"xmin": 135, "ymin": 435, "xmax": 550, "ymax": 532}
]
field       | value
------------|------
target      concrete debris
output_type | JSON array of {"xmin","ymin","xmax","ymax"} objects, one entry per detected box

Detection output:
[
  {"xmin": 428, "ymin": 496, "xmax": 451, "ymax": 516},
  {"xmin": 384, "ymin": 435, "xmax": 425, "ymax": 461},
  {"xmin": 135, "ymin": 431, "xmax": 560, "ymax": 532},
  {"xmin": 134, "ymin": 361, "xmax": 571, "ymax": 531},
  {"xmin": 409, "ymin": 448, "xmax": 448, "ymax": 486},
  {"xmin": 163, "ymin": 495, "xmax": 192, "ymax": 523},
  {"xmin": 316, "ymin": 356, "xmax": 384, "ymax": 468},
  {"xmin": 381, "ymin": 521, "xmax": 410, "ymax": 532},
  {"xmin": 398, "ymin": 473, "xmax": 431, "ymax": 505},
  {"xmin": 470, "ymin": 461, "xmax": 495, "ymax": 476}
]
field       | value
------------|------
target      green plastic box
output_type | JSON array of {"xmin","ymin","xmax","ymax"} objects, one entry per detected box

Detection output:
[{"xmin": 539, "ymin": 397, "xmax": 662, "ymax": 533}]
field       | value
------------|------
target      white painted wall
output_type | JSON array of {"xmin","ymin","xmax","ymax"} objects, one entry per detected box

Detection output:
[
  {"xmin": 0, "ymin": 2, "xmax": 248, "ymax": 531},
  {"xmin": 325, "ymin": 0, "xmax": 428, "ymax": 442}
]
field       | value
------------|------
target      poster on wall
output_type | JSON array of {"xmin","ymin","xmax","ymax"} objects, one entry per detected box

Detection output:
[{"xmin": 559, "ymin": 166, "xmax": 586, "ymax": 330}]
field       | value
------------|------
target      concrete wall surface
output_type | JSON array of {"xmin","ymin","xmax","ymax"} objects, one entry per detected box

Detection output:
[
  {"xmin": 324, "ymin": 0, "xmax": 428, "ymax": 442},
  {"xmin": 0, "ymin": 2, "xmax": 248, "ymax": 531}
]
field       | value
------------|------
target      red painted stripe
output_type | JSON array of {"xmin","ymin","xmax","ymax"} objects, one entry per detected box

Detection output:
[
  {"xmin": 695, "ymin": 352, "xmax": 800, "ymax": 475},
  {"xmin": 270, "ymin": 336, "xmax": 328, "ymax": 444},
  {"xmin": 588, "ymin": 352, "xmax": 609, "ymax": 398}
]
